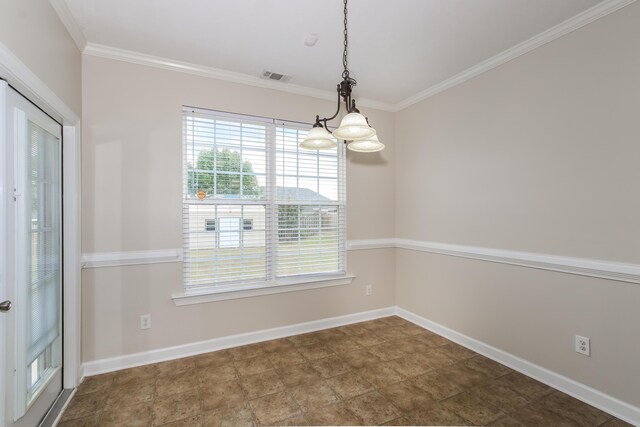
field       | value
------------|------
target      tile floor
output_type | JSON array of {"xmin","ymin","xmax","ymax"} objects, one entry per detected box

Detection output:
[{"xmin": 58, "ymin": 316, "xmax": 630, "ymax": 426}]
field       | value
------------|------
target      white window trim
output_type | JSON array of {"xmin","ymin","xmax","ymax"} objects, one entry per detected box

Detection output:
[{"xmin": 172, "ymin": 274, "xmax": 354, "ymax": 306}]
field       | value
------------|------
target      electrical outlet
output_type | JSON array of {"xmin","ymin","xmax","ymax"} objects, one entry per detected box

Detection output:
[
  {"xmin": 365, "ymin": 284, "xmax": 373, "ymax": 296},
  {"xmin": 575, "ymin": 335, "xmax": 590, "ymax": 356},
  {"xmin": 140, "ymin": 314, "xmax": 151, "ymax": 330}
]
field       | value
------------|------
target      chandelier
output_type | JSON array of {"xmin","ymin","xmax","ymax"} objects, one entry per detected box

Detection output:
[{"xmin": 300, "ymin": 0, "xmax": 385, "ymax": 153}]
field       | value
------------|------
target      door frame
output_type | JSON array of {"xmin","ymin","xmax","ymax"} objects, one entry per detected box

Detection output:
[{"xmin": 0, "ymin": 39, "xmax": 82, "ymax": 404}]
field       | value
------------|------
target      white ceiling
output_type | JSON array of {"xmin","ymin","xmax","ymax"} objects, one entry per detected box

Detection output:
[{"xmin": 64, "ymin": 0, "xmax": 604, "ymax": 106}]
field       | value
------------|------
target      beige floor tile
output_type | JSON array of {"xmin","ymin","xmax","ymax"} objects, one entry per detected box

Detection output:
[
  {"xmin": 373, "ymin": 327, "xmax": 408, "ymax": 342},
  {"xmin": 159, "ymin": 414, "xmax": 203, "ymax": 426},
  {"xmin": 494, "ymin": 372, "xmax": 554, "ymax": 401},
  {"xmin": 196, "ymin": 364, "xmax": 238, "ymax": 386},
  {"xmin": 472, "ymin": 381, "xmax": 530, "ymax": 414},
  {"xmin": 267, "ymin": 413, "xmax": 309, "ymax": 426},
  {"xmin": 412, "ymin": 371, "xmax": 465, "ymax": 401},
  {"xmin": 240, "ymin": 370, "xmax": 285, "ymax": 400},
  {"xmin": 200, "ymin": 379, "xmax": 247, "ymax": 411},
  {"xmin": 381, "ymin": 416, "xmax": 415, "ymax": 426},
  {"xmin": 203, "ymin": 402, "xmax": 255, "ymax": 427},
  {"xmin": 192, "ymin": 350, "xmax": 234, "ymax": 369},
  {"xmin": 276, "ymin": 363, "xmax": 322, "ymax": 388},
  {"xmin": 61, "ymin": 391, "xmax": 106, "ymax": 421},
  {"xmin": 336, "ymin": 323, "xmax": 368, "ymax": 336},
  {"xmin": 296, "ymin": 343, "xmax": 335, "ymax": 361},
  {"xmin": 385, "ymin": 354, "xmax": 432, "ymax": 378},
  {"xmin": 290, "ymin": 381, "xmax": 340, "ymax": 411},
  {"xmin": 339, "ymin": 348, "xmax": 382, "ymax": 369},
  {"xmin": 234, "ymin": 356, "xmax": 274, "ymax": 377},
  {"xmin": 440, "ymin": 342, "xmax": 478, "ymax": 361},
  {"xmin": 392, "ymin": 337, "xmax": 432, "ymax": 354},
  {"xmin": 379, "ymin": 381, "xmax": 435, "ymax": 412},
  {"xmin": 105, "ymin": 379, "xmax": 155, "ymax": 408},
  {"xmin": 345, "ymin": 391, "xmax": 402, "ymax": 425},
  {"xmin": 61, "ymin": 318, "xmax": 626, "ymax": 427},
  {"xmin": 266, "ymin": 348, "xmax": 306, "ymax": 368},
  {"xmin": 259, "ymin": 338, "xmax": 294, "ymax": 354},
  {"xmin": 151, "ymin": 389, "xmax": 201, "ymax": 426},
  {"xmin": 305, "ymin": 402, "xmax": 364, "ymax": 426},
  {"xmin": 156, "ymin": 371, "xmax": 198, "ymax": 397},
  {"xmin": 99, "ymin": 401, "xmax": 152, "ymax": 426},
  {"xmin": 310, "ymin": 355, "xmax": 351, "ymax": 378},
  {"xmin": 358, "ymin": 362, "xmax": 406, "ymax": 388},
  {"xmin": 249, "ymin": 391, "xmax": 301, "ymax": 425},
  {"xmin": 287, "ymin": 333, "xmax": 320, "ymax": 347},
  {"xmin": 413, "ymin": 347, "xmax": 457, "ymax": 369},
  {"xmin": 350, "ymin": 331, "xmax": 387, "ymax": 347},
  {"xmin": 367, "ymin": 341, "xmax": 406, "ymax": 361},
  {"xmin": 540, "ymin": 391, "xmax": 612, "ymax": 426},
  {"xmin": 326, "ymin": 338, "xmax": 365, "ymax": 355},
  {"xmin": 325, "ymin": 371, "xmax": 375, "ymax": 400},
  {"xmin": 442, "ymin": 390, "xmax": 505, "ymax": 425},
  {"xmin": 409, "ymin": 403, "xmax": 468, "ymax": 426},
  {"xmin": 464, "ymin": 354, "xmax": 513, "ymax": 378},
  {"xmin": 441, "ymin": 363, "xmax": 492, "ymax": 389},
  {"xmin": 156, "ymin": 358, "xmax": 196, "ymax": 378},
  {"xmin": 312, "ymin": 328, "xmax": 348, "ymax": 342},
  {"xmin": 57, "ymin": 413, "xmax": 100, "ymax": 427},
  {"xmin": 229, "ymin": 343, "xmax": 264, "ymax": 361},
  {"xmin": 113, "ymin": 365, "xmax": 158, "ymax": 386},
  {"xmin": 75, "ymin": 373, "xmax": 115, "ymax": 396},
  {"xmin": 509, "ymin": 402, "xmax": 581, "ymax": 427}
]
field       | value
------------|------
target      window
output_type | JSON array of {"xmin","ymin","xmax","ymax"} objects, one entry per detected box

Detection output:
[{"xmin": 183, "ymin": 107, "xmax": 346, "ymax": 292}]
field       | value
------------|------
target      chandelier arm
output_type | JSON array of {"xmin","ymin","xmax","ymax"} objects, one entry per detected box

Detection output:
[{"xmin": 318, "ymin": 87, "xmax": 343, "ymax": 128}]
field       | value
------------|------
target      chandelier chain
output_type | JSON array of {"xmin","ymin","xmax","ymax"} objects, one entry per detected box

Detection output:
[{"xmin": 342, "ymin": 0, "xmax": 350, "ymax": 81}]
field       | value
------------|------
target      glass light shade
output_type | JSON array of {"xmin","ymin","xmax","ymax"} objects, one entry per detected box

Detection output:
[
  {"xmin": 347, "ymin": 134, "xmax": 385, "ymax": 153},
  {"xmin": 300, "ymin": 126, "xmax": 336, "ymax": 150},
  {"xmin": 332, "ymin": 112, "xmax": 376, "ymax": 140}
]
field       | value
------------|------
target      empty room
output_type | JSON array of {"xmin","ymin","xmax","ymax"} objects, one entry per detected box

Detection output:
[{"xmin": 1, "ymin": 0, "xmax": 639, "ymax": 426}]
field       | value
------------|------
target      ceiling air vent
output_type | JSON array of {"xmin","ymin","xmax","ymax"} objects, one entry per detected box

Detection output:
[{"xmin": 261, "ymin": 70, "xmax": 292, "ymax": 83}]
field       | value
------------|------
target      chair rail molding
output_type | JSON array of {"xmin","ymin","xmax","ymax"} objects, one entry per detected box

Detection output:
[
  {"xmin": 82, "ymin": 249, "xmax": 183, "ymax": 268},
  {"xmin": 394, "ymin": 238, "xmax": 640, "ymax": 285},
  {"xmin": 81, "ymin": 239, "xmax": 640, "ymax": 285}
]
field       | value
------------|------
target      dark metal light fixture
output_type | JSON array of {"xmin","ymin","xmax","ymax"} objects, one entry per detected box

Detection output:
[{"xmin": 300, "ymin": 0, "xmax": 385, "ymax": 153}]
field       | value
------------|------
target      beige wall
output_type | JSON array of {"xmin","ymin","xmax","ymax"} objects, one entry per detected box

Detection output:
[
  {"xmin": 0, "ymin": 0, "xmax": 82, "ymax": 116},
  {"xmin": 81, "ymin": 55, "xmax": 396, "ymax": 361},
  {"xmin": 395, "ymin": 3, "xmax": 640, "ymax": 407}
]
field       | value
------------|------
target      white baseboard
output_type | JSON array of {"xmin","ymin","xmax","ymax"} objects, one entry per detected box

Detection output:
[
  {"xmin": 81, "ymin": 306, "xmax": 395, "ymax": 376},
  {"xmin": 396, "ymin": 307, "xmax": 640, "ymax": 426}
]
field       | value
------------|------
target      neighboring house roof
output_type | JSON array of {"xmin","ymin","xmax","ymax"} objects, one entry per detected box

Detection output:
[{"xmin": 276, "ymin": 186, "xmax": 330, "ymax": 201}]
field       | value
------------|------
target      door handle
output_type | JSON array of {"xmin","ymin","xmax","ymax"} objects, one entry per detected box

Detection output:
[{"xmin": 0, "ymin": 300, "xmax": 11, "ymax": 312}]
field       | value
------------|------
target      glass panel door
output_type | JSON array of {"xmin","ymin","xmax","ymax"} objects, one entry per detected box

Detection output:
[
  {"xmin": 2, "ymin": 82, "xmax": 63, "ymax": 427},
  {"xmin": 20, "ymin": 119, "xmax": 62, "ymax": 408}
]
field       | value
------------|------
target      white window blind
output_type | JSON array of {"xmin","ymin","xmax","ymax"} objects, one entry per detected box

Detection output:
[{"xmin": 183, "ymin": 107, "xmax": 345, "ymax": 291}]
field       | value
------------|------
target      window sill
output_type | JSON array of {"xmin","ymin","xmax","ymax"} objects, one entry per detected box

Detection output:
[{"xmin": 171, "ymin": 275, "xmax": 354, "ymax": 306}]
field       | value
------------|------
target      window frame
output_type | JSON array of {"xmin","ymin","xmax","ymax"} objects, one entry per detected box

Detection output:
[{"xmin": 179, "ymin": 107, "xmax": 349, "ymax": 301}]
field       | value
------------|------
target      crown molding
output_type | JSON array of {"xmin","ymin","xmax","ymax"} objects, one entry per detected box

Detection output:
[
  {"xmin": 394, "ymin": 0, "xmax": 637, "ymax": 111},
  {"xmin": 82, "ymin": 43, "xmax": 396, "ymax": 112},
  {"xmin": 72, "ymin": 0, "xmax": 635, "ymax": 113},
  {"xmin": 49, "ymin": 0, "xmax": 86, "ymax": 51}
]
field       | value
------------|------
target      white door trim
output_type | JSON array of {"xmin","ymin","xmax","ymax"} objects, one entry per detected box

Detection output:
[{"xmin": 0, "ymin": 41, "xmax": 82, "ymax": 391}]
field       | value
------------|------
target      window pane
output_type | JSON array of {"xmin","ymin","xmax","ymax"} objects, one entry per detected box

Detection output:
[
  {"xmin": 185, "ymin": 204, "xmax": 267, "ymax": 288},
  {"xmin": 184, "ymin": 116, "xmax": 267, "ymax": 200},
  {"xmin": 277, "ymin": 205, "xmax": 342, "ymax": 277}
]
